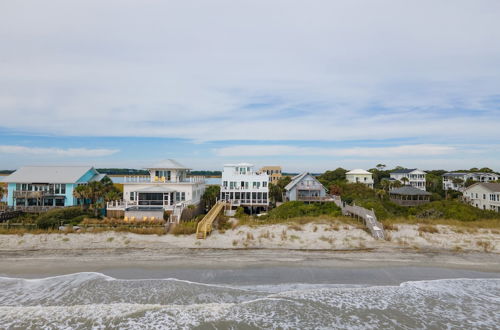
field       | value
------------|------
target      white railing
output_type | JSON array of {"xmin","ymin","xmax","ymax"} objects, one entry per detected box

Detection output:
[
  {"xmin": 124, "ymin": 176, "xmax": 151, "ymax": 183},
  {"xmin": 124, "ymin": 175, "xmax": 205, "ymax": 184}
]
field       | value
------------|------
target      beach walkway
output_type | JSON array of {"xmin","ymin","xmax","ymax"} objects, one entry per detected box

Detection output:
[
  {"xmin": 196, "ymin": 201, "xmax": 226, "ymax": 239},
  {"xmin": 332, "ymin": 196, "xmax": 385, "ymax": 239}
]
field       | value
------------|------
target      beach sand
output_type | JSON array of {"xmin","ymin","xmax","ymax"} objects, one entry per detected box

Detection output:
[{"xmin": 1, "ymin": 222, "xmax": 499, "ymax": 281}]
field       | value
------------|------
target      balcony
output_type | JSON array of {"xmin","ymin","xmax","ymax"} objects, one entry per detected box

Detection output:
[
  {"xmin": 13, "ymin": 191, "xmax": 47, "ymax": 199},
  {"xmin": 124, "ymin": 176, "xmax": 205, "ymax": 184}
]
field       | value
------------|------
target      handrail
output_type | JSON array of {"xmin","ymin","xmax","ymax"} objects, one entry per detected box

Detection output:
[{"xmin": 196, "ymin": 201, "xmax": 226, "ymax": 239}]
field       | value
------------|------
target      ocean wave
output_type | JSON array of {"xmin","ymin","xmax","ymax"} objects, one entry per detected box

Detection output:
[{"xmin": 0, "ymin": 274, "xmax": 499, "ymax": 329}]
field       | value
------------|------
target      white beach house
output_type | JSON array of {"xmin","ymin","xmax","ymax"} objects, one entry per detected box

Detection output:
[
  {"xmin": 107, "ymin": 159, "xmax": 205, "ymax": 221},
  {"xmin": 346, "ymin": 169, "xmax": 374, "ymax": 188},
  {"xmin": 442, "ymin": 172, "xmax": 499, "ymax": 191},
  {"xmin": 463, "ymin": 182, "xmax": 500, "ymax": 212},
  {"xmin": 220, "ymin": 163, "xmax": 269, "ymax": 209},
  {"xmin": 390, "ymin": 169, "xmax": 427, "ymax": 191}
]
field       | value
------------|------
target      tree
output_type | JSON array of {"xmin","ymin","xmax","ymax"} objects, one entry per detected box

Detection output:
[
  {"xmin": 201, "ymin": 185, "xmax": 220, "ymax": 210},
  {"xmin": 0, "ymin": 185, "xmax": 5, "ymax": 202},
  {"xmin": 317, "ymin": 168, "xmax": 347, "ymax": 187},
  {"xmin": 464, "ymin": 178, "xmax": 476, "ymax": 187},
  {"xmin": 269, "ymin": 183, "xmax": 283, "ymax": 203},
  {"xmin": 73, "ymin": 185, "xmax": 90, "ymax": 208},
  {"xmin": 400, "ymin": 177, "xmax": 409, "ymax": 185},
  {"xmin": 104, "ymin": 190, "xmax": 122, "ymax": 202},
  {"xmin": 376, "ymin": 164, "xmax": 386, "ymax": 170},
  {"xmin": 452, "ymin": 178, "xmax": 464, "ymax": 188},
  {"xmin": 329, "ymin": 184, "xmax": 342, "ymax": 196}
]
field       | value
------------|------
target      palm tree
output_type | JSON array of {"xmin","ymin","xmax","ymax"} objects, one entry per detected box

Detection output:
[
  {"xmin": 0, "ymin": 185, "xmax": 5, "ymax": 201},
  {"xmin": 401, "ymin": 177, "xmax": 409, "ymax": 186},
  {"xmin": 73, "ymin": 185, "xmax": 90, "ymax": 208},
  {"xmin": 104, "ymin": 190, "xmax": 122, "ymax": 203},
  {"xmin": 392, "ymin": 180, "xmax": 403, "ymax": 189}
]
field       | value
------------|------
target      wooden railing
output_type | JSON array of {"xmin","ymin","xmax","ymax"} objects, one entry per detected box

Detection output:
[{"xmin": 196, "ymin": 201, "xmax": 226, "ymax": 239}]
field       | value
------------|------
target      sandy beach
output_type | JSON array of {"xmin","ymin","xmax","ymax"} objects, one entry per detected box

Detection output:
[{"xmin": 1, "ymin": 223, "xmax": 499, "ymax": 279}]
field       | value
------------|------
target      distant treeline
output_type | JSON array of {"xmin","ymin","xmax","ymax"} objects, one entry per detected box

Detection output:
[
  {"xmin": 0, "ymin": 170, "xmax": 14, "ymax": 175},
  {"xmin": 191, "ymin": 170, "xmax": 222, "ymax": 176}
]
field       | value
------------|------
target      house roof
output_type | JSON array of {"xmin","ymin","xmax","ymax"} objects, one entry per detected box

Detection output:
[
  {"xmin": 148, "ymin": 159, "xmax": 190, "ymax": 170},
  {"xmin": 389, "ymin": 186, "xmax": 432, "ymax": 196},
  {"xmin": 390, "ymin": 168, "xmax": 417, "ymax": 174},
  {"xmin": 3, "ymin": 166, "xmax": 97, "ymax": 184},
  {"xmin": 466, "ymin": 182, "xmax": 500, "ymax": 193},
  {"xmin": 346, "ymin": 169, "xmax": 372, "ymax": 175},
  {"xmin": 285, "ymin": 172, "xmax": 326, "ymax": 192},
  {"xmin": 442, "ymin": 172, "xmax": 468, "ymax": 177}
]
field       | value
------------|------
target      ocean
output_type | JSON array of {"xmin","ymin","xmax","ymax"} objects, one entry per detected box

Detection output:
[{"xmin": 0, "ymin": 273, "xmax": 498, "ymax": 329}]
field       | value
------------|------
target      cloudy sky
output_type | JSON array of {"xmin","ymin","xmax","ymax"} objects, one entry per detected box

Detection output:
[{"xmin": 1, "ymin": 0, "xmax": 499, "ymax": 172}]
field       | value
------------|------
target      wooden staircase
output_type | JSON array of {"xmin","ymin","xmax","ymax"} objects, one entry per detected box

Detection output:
[{"xmin": 196, "ymin": 201, "xmax": 226, "ymax": 239}]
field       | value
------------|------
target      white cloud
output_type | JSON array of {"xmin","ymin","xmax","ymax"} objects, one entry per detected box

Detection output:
[
  {"xmin": 215, "ymin": 144, "xmax": 456, "ymax": 157},
  {"xmin": 0, "ymin": 0, "xmax": 499, "ymax": 143},
  {"xmin": 0, "ymin": 145, "xmax": 119, "ymax": 157}
]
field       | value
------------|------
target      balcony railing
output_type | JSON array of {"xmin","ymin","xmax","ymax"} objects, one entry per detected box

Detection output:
[
  {"xmin": 124, "ymin": 176, "xmax": 206, "ymax": 183},
  {"xmin": 13, "ymin": 191, "xmax": 47, "ymax": 199}
]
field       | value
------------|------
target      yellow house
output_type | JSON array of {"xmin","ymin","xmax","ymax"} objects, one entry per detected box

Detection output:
[{"xmin": 260, "ymin": 166, "xmax": 282, "ymax": 184}]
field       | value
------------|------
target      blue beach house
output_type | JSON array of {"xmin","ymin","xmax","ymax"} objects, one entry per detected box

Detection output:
[{"xmin": 3, "ymin": 166, "xmax": 106, "ymax": 211}]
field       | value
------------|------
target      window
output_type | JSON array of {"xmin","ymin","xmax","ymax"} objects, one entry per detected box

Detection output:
[
  {"xmin": 181, "ymin": 192, "xmax": 185, "ymax": 201},
  {"xmin": 262, "ymin": 181, "xmax": 267, "ymax": 188},
  {"xmin": 55, "ymin": 198, "xmax": 65, "ymax": 206},
  {"xmin": 130, "ymin": 192, "xmax": 135, "ymax": 201},
  {"xmin": 245, "ymin": 182, "xmax": 249, "ymax": 189},
  {"xmin": 483, "ymin": 194, "xmax": 486, "ymax": 200},
  {"xmin": 223, "ymin": 181, "xmax": 228, "ymax": 188}
]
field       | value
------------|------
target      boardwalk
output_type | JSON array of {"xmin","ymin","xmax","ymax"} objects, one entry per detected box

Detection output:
[
  {"xmin": 196, "ymin": 201, "xmax": 226, "ymax": 239},
  {"xmin": 332, "ymin": 195, "xmax": 385, "ymax": 239}
]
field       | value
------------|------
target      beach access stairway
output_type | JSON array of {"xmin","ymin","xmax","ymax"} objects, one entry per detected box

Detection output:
[
  {"xmin": 196, "ymin": 201, "xmax": 226, "ymax": 239},
  {"xmin": 331, "ymin": 195, "xmax": 385, "ymax": 240}
]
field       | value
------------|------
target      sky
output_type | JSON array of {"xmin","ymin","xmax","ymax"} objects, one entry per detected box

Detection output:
[{"xmin": 1, "ymin": 0, "xmax": 500, "ymax": 172}]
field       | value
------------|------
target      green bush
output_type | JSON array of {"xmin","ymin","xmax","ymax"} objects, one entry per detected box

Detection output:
[
  {"xmin": 171, "ymin": 221, "xmax": 197, "ymax": 235},
  {"xmin": 36, "ymin": 207, "xmax": 92, "ymax": 229},
  {"xmin": 264, "ymin": 201, "xmax": 341, "ymax": 219},
  {"xmin": 411, "ymin": 201, "xmax": 500, "ymax": 221}
]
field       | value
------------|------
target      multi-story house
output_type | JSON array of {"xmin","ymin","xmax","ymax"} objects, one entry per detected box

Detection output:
[
  {"xmin": 220, "ymin": 163, "xmax": 269, "ymax": 209},
  {"xmin": 259, "ymin": 166, "xmax": 282, "ymax": 184},
  {"xmin": 285, "ymin": 172, "xmax": 328, "ymax": 201},
  {"xmin": 443, "ymin": 172, "xmax": 499, "ymax": 191},
  {"xmin": 390, "ymin": 169, "xmax": 427, "ymax": 191},
  {"xmin": 346, "ymin": 169, "xmax": 374, "ymax": 188},
  {"xmin": 3, "ymin": 166, "xmax": 106, "ymax": 211},
  {"xmin": 463, "ymin": 183, "xmax": 500, "ymax": 212},
  {"xmin": 107, "ymin": 159, "xmax": 205, "ymax": 213}
]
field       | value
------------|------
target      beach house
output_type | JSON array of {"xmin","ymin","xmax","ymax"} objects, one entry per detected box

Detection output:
[
  {"xmin": 442, "ymin": 172, "xmax": 499, "ymax": 191},
  {"xmin": 390, "ymin": 169, "xmax": 427, "ymax": 191},
  {"xmin": 285, "ymin": 172, "xmax": 328, "ymax": 202},
  {"xmin": 3, "ymin": 166, "xmax": 106, "ymax": 211},
  {"xmin": 346, "ymin": 169, "xmax": 374, "ymax": 188},
  {"xmin": 107, "ymin": 160, "xmax": 205, "ymax": 220},
  {"xmin": 220, "ymin": 163, "xmax": 269, "ymax": 210},
  {"xmin": 389, "ymin": 186, "xmax": 431, "ymax": 206},
  {"xmin": 259, "ymin": 166, "xmax": 283, "ymax": 184},
  {"xmin": 463, "ymin": 183, "xmax": 500, "ymax": 212}
]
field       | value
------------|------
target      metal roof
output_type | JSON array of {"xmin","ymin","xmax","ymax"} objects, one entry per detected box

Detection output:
[
  {"xmin": 148, "ymin": 159, "xmax": 190, "ymax": 170},
  {"xmin": 346, "ymin": 169, "xmax": 372, "ymax": 175},
  {"xmin": 2, "ymin": 166, "xmax": 97, "ymax": 183},
  {"xmin": 466, "ymin": 182, "xmax": 500, "ymax": 192},
  {"xmin": 390, "ymin": 168, "xmax": 417, "ymax": 174},
  {"xmin": 389, "ymin": 186, "xmax": 431, "ymax": 196}
]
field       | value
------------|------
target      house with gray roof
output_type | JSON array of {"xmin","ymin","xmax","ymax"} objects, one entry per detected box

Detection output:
[
  {"xmin": 3, "ymin": 166, "xmax": 106, "ymax": 211},
  {"xmin": 389, "ymin": 186, "xmax": 431, "ymax": 206},
  {"xmin": 463, "ymin": 182, "xmax": 500, "ymax": 212},
  {"xmin": 442, "ymin": 172, "xmax": 499, "ymax": 191},
  {"xmin": 285, "ymin": 172, "xmax": 328, "ymax": 202}
]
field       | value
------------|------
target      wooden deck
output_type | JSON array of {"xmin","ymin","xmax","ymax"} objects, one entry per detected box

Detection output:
[{"xmin": 196, "ymin": 201, "xmax": 226, "ymax": 239}]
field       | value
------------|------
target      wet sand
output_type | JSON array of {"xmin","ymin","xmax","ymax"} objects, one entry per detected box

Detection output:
[{"xmin": 1, "ymin": 248, "xmax": 499, "ymax": 284}]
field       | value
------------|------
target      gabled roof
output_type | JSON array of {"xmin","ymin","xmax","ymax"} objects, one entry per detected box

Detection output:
[
  {"xmin": 346, "ymin": 169, "xmax": 372, "ymax": 175},
  {"xmin": 285, "ymin": 172, "xmax": 326, "ymax": 192},
  {"xmin": 389, "ymin": 186, "xmax": 431, "ymax": 196},
  {"xmin": 148, "ymin": 159, "xmax": 190, "ymax": 170},
  {"xmin": 466, "ymin": 182, "xmax": 500, "ymax": 193},
  {"xmin": 3, "ymin": 166, "xmax": 97, "ymax": 184}
]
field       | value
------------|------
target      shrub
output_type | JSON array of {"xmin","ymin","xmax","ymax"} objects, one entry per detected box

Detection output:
[
  {"xmin": 36, "ymin": 207, "xmax": 92, "ymax": 229},
  {"xmin": 264, "ymin": 201, "xmax": 341, "ymax": 220},
  {"xmin": 171, "ymin": 221, "xmax": 197, "ymax": 235}
]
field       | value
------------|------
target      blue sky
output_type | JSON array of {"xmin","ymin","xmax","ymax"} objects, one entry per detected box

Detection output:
[{"xmin": 1, "ymin": 0, "xmax": 500, "ymax": 172}]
